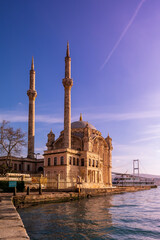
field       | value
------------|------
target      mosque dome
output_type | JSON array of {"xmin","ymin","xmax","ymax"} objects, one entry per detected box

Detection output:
[{"xmin": 71, "ymin": 114, "xmax": 96, "ymax": 130}]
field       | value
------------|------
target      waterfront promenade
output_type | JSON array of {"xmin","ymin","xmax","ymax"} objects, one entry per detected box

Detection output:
[
  {"xmin": 0, "ymin": 195, "xmax": 29, "ymax": 239},
  {"xmin": 0, "ymin": 186, "xmax": 154, "ymax": 239}
]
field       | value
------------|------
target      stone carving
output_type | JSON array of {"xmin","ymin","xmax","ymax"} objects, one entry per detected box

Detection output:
[{"xmin": 46, "ymin": 130, "xmax": 55, "ymax": 150}]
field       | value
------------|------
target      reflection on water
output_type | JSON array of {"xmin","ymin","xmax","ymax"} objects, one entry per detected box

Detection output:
[{"xmin": 18, "ymin": 187, "xmax": 160, "ymax": 240}]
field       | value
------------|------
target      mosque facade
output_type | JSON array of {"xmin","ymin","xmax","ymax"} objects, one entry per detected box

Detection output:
[{"xmin": 44, "ymin": 43, "xmax": 113, "ymax": 189}]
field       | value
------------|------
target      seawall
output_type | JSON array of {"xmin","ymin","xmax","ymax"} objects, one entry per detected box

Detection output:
[
  {"xmin": 13, "ymin": 186, "xmax": 155, "ymax": 208},
  {"xmin": 0, "ymin": 196, "xmax": 30, "ymax": 239},
  {"xmin": 0, "ymin": 186, "xmax": 156, "ymax": 239}
]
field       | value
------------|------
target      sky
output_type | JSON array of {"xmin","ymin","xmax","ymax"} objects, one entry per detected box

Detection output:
[{"xmin": 0, "ymin": 0, "xmax": 160, "ymax": 175}]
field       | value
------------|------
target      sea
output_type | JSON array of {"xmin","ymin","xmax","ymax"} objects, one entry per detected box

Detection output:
[{"xmin": 18, "ymin": 187, "xmax": 160, "ymax": 240}]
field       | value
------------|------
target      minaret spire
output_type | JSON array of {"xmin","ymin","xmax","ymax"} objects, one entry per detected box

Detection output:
[
  {"xmin": 31, "ymin": 56, "xmax": 34, "ymax": 70},
  {"xmin": 27, "ymin": 57, "xmax": 37, "ymax": 159},
  {"xmin": 65, "ymin": 41, "xmax": 71, "ymax": 79},
  {"xmin": 62, "ymin": 42, "xmax": 73, "ymax": 149},
  {"xmin": 66, "ymin": 41, "xmax": 70, "ymax": 57},
  {"xmin": 80, "ymin": 113, "xmax": 82, "ymax": 121}
]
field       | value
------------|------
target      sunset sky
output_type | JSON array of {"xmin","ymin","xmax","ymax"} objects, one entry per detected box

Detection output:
[{"xmin": 0, "ymin": 0, "xmax": 160, "ymax": 175}]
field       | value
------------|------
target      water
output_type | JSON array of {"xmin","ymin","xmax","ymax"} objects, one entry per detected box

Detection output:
[{"xmin": 18, "ymin": 187, "xmax": 160, "ymax": 240}]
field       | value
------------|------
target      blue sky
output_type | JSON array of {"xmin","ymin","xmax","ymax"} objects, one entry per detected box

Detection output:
[{"xmin": 0, "ymin": 0, "xmax": 160, "ymax": 175}]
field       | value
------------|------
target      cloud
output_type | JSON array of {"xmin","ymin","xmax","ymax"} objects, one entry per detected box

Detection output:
[
  {"xmin": 36, "ymin": 115, "xmax": 63, "ymax": 124},
  {"xmin": 0, "ymin": 112, "xmax": 27, "ymax": 122},
  {"xmin": 144, "ymin": 124, "xmax": 160, "ymax": 135},
  {"xmin": 112, "ymin": 139, "xmax": 160, "ymax": 175},
  {"xmin": 132, "ymin": 136, "xmax": 160, "ymax": 143},
  {"xmin": 0, "ymin": 109, "xmax": 160, "ymax": 124},
  {"xmin": 35, "ymin": 146, "xmax": 47, "ymax": 152},
  {"xmin": 0, "ymin": 111, "xmax": 63, "ymax": 124},
  {"xmin": 18, "ymin": 102, "xmax": 23, "ymax": 106},
  {"xmin": 85, "ymin": 110, "xmax": 160, "ymax": 122},
  {"xmin": 100, "ymin": 0, "xmax": 146, "ymax": 70},
  {"xmin": 132, "ymin": 124, "xmax": 160, "ymax": 143}
]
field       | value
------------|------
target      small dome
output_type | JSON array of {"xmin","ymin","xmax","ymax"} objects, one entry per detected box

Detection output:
[{"xmin": 71, "ymin": 121, "xmax": 96, "ymax": 130}]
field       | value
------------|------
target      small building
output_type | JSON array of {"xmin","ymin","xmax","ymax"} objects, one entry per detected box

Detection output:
[
  {"xmin": 0, "ymin": 156, "xmax": 44, "ymax": 174},
  {"xmin": 44, "ymin": 43, "xmax": 113, "ymax": 189}
]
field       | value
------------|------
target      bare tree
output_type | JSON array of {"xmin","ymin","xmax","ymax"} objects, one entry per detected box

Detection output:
[{"xmin": 0, "ymin": 120, "xmax": 27, "ymax": 170}]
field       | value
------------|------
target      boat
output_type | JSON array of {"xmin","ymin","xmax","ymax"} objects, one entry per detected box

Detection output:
[{"xmin": 112, "ymin": 173, "xmax": 156, "ymax": 187}]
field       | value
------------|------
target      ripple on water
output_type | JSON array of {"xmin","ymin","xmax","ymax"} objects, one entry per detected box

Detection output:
[{"xmin": 18, "ymin": 187, "xmax": 160, "ymax": 240}]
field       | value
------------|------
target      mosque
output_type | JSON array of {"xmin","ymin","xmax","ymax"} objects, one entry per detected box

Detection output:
[
  {"xmin": 0, "ymin": 43, "xmax": 113, "ymax": 189},
  {"xmin": 44, "ymin": 43, "xmax": 113, "ymax": 188}
]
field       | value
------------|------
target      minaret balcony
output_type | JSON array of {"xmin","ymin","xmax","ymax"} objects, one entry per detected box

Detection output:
[
  {"xmin": 62, "ymin": 78, "xmax": 73, "ymax": 88},
  {"xmin": 27, "ymin": 89, "xmax": 37, "ymax": 100}
]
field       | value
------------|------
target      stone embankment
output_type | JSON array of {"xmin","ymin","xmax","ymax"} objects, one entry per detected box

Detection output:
[
  {"xmin": 0, "ymin": 196, "xmax": 29, "ymax": 239},
  {"xmin": 13, "ymin": 185, "xmax": 154, "ymax": 208},
  {"xmin": 0, "ymin": 185, "xmax": 156, "ymax": 239}
]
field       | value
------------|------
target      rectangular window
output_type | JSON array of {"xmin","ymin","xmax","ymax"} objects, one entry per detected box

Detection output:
[
  {"xmin": 19, "ymin": 164, "xmax": 21, "ymax": 171},
  {"xmin": 27, "ymin": 164, "xmax": 30, "ymax": 171},
  {"xmin": 54, "ymin": 157, "xmax": 57, "ymax": 166},
  {"xmin": 73, "ymin": 157, "xmax": 75, "ymax": 165},
  {"xmin": 48, "ymin": 158, "xmax": 51, "ymax": 166},
  {"xmin": 81, "ymin": 158, "xmax": 84, "ymax": 166},
  {"xmin": 69, "ymin": 157, "xmax": 72, "ymax": 165},
  {"xmin": 89, "ymin": 159, "xmax": 91, "ymax": 166},
  {"xmin": 61, "ymin": 156, "xmax": 64, "ymax": 165},
  {"xmin": 77, "ymin": 158, "xmax": 79, "ymax": 166},
  {"xmin": 92, "ymin": 160, "xmax": 95, "ymax": 167}
]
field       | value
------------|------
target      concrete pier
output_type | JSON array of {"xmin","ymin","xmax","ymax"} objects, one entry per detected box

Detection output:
[{"xmin": 0, "ymin": 196, "xmax": 30, "ymax": 239}]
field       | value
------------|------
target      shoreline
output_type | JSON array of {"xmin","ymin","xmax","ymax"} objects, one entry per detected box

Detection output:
[
  {"xmin": 0, "ymin": 186, "xmax": 156, "ymax": 239},
  {"xmin": 12, "ymin": 185, "xmax": 156, "ymax": 208}
]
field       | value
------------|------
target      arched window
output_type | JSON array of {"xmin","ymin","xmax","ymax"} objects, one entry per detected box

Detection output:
[
  {"xmin": 27, "ymin": 164, "xmax": 30, "ymax": 171},
  {"xmin": 81, "ymin": 158, "xmax": 84, "ymax": 166},
  {"xmin": 69, "ymin": 157, "xmax": 72, "ymax": 165},
  {"xmin": 38, "ymin": 167, "xmax": 43, "ymax": 172},
  {"xmin": 77, "ymin": 158, "xmax": 79, "ymax": 166},
  {"xmin": 48, "ymin": 158, "xmax": 51, "ymax": 166},
  {"xmin": 19, "ymin": 164, "xmax": 21, "ymax": 171},
  {"xmin": 92, "ymin": 160, "xmax": 95, "ymax": 167},
  {"xmin": 73, "ymin": 157, "xmax": 75, "ymax": 165},
  {"xmin": 54, "ymin": 157, "xmax": 57, "ymax": 165},
  {"xmin": 61, "ymin": 156, "xmax": 64, "ymax": 165},
  {"xmin": 14, "ymin": 164, "xmax": 17, "ymax": 171},
  {"xmin": 96, "ymin": 161, "xmax": 98, "ymax": 168}
]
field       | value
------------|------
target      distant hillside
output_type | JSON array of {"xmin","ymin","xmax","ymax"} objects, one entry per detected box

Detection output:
[
  {"xmin": 139, "ymin": 174, "xmax": 160, "ymax": 186},
  {"xmin": 139, "ymin": 173, "xmax": 160, "ymax": 178}
]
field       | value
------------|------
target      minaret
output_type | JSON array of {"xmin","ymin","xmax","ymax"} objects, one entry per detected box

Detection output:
[
  {"xmin": 62, "ymin": 42, "xmax": 73, "ymax": 148},
  {"xmin": 105, "ymin": 133, "xmax": 113, "ymax": 187},
  {"xmin": 27, "ymin": 57, "xmax": 37, "ymax": 159},
  {"xmin": 80, "ymin": 113, "xmax": 82, "ymax": 121}
]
